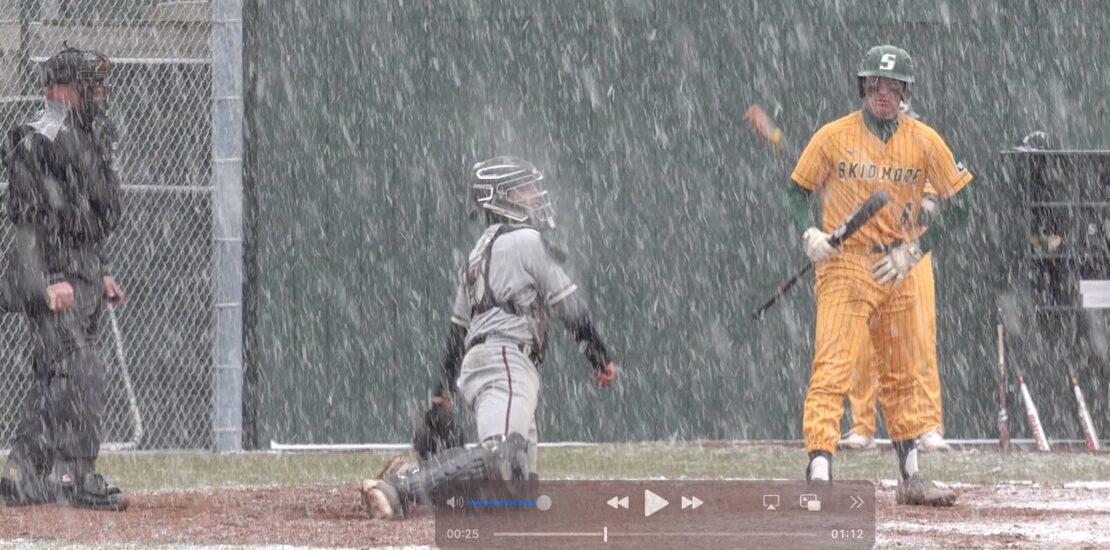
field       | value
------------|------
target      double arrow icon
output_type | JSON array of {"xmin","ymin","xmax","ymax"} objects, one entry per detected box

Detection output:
[
  {"xmin": 849, "ymin": 495, "xmax": 864, "ymax": 509},
  {"xmin": 680, "ymin": 496, "xmax": 703, "ymax": 510},
  {"xmin": 607, "ymin": 496, "xmax": 630, "ymax": 510}
]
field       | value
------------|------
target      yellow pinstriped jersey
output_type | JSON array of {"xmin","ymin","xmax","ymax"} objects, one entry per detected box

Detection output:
[{"xmin": 791, "ymin": 111, "xmax": 972, "ymax": 248}]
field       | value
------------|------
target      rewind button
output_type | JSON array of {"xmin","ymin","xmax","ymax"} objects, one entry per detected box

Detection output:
[{"xmin": 607, "ymin": 496, "xmax": 630, "ymax": 510}]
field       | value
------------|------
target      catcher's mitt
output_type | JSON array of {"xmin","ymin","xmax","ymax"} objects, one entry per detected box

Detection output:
[{"xmin": 412, "ymin": 403, "xmax": 465, "ymax": 460}]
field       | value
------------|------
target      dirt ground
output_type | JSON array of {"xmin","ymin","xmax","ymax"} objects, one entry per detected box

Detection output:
[
  {"xmin": 1, "ymin": 481, "xmax": 1107, "ymax": 548},
  {"xmin": 875, "ymin": 481, "xmax": 1110, "ymax": 549},
  {"xmin": 0, "ymin": 484, "xmax": 434, "ymax": 548}
]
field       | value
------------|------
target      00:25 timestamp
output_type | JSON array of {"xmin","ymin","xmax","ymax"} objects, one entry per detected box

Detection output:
[{"xmin": 445, "ymin": 529, "xmax": 481, "ymax": 540}]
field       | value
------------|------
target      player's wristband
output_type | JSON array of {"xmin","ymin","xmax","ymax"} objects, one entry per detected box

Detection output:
[{"xmin": 917, "ymin": 233, "xmax": 934, "ymax": 255}]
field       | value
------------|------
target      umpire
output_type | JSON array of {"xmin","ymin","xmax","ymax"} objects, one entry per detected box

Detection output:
[{"xmin": 0, "ymin": 45, "xmax": 126, "ymax": 510}]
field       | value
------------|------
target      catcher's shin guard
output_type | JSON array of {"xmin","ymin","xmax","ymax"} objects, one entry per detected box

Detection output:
[
  {"xmin": 377, "ymin": 432, "xmax": 534, "ymax": 518},
  {"xmin": 0, "ymin": 455, "xmax": 55, "ymax": 506}
]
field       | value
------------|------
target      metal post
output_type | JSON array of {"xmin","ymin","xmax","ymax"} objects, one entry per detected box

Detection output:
[
  {"xmin": 18, "ymin": 0, "xmax": 34, "ymax": 96},
  {"xmin": 210, "ymin": 0, "xmax": 243, "ymax": 453}
]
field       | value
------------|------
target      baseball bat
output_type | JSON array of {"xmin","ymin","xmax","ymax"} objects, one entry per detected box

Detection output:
[
  {"xmin": 1068, "ymin": 371, "xmax": 1101, "ymax": 451},
  {"xmin": 996, "ymin": 319, "xmax": 1010, "ymax": 452},
  {"xmin": 744, "ymin": 105, "xmax": 797, "ymax": 159},
  {"xmin": 753, "ymin": 189, "xmax": 890, "ymax": 318},
  {"xmin": 1014, "ymin": 361, "xmax": 1050, "ymax": 451},
  {"xmin": 109, "ymin": 303, "xmax": 144, "ymax": 447}
]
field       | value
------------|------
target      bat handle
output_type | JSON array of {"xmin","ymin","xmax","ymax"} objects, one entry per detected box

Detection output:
[{"xmin": 752, "ymin": 261, "xmax": 813, "ymax": 319}]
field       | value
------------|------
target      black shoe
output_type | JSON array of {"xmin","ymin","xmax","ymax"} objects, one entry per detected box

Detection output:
[{"xmin": 58, "ymin": 472, "xmax": 128, "ymax": 511}]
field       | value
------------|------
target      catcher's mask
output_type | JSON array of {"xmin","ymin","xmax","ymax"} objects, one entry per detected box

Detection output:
[
  {"xmin": 471, "ymin": 156, "xmax": 555, "ymax": 229},
  {"xmin": 42, "ymin": 43, "xmax": 112, "ymax": 119},
  {"xmin": 1015, "ymin": 130, "xmax": 1059, "ymax": 151}
]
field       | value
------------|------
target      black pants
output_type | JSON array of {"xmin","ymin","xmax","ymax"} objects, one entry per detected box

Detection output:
[{"xmin": 8, "ymin": 277, "xmax": 106, "ymax": 477}]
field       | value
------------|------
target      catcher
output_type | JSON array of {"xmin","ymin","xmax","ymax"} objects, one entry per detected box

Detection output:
[{"xmin": 360, "ymin": 156, "xmax": 618, "ymax": 519}]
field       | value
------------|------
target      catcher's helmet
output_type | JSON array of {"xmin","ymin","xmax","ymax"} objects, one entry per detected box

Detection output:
[
  {"xmin": 41, "ymin": 44, "xmax": 111, "ymax": 117},
  {"xmin": 471, "ymin": 156, "xmax": 555, "ymax": 229},
  {"xmin": 857, "ymin": 45, "xmax": 913, "ymax": 98},
  {"xmin": 1015, "ymin": 130, "xmax": 1059, "ymax": 151}
]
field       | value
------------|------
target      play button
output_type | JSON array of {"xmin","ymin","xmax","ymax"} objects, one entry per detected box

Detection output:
[{"xmin": 644, "ymin": 489, "xmax": 669, "ymax": 517}]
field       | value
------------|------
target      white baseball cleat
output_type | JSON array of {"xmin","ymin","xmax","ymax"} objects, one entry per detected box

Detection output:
[
  {"xmin": 838, "ymin": 431, "xmax": 877, "ymax": 450},
  {"xmin": 916, "ymin": 428, "xmax": 952, "ymax": 452}
]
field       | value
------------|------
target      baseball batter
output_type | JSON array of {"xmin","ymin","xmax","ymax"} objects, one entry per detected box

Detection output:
[
  {"xmin": 747, "ymin": 103, "xmax": 950, "ymax": 454},
  {"xmin": 790, "ymin": 45, "xmax": 970, "ymax": 506},
  {"xmin": 360, "ymin": 156, "xmax": 617, "ymax": 519}
]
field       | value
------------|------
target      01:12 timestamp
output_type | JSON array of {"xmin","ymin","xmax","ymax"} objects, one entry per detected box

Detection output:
[{"xmin": 830, "ymin": 528, "xmax": 865, "ymax": 539}]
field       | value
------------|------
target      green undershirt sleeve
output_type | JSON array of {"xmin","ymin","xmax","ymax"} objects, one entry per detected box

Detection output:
[{"xmin": 787, "ymin": 183, "xmax": 818, "ymax": 234}]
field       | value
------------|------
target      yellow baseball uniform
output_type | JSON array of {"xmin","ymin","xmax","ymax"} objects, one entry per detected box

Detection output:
[
  {"xmin": 848, "ymin": 253, "xmax": 942, "ymax": 437},
  {"xmin": 792, "ymin": 110, "xmax": 971, "ymax": 453}
]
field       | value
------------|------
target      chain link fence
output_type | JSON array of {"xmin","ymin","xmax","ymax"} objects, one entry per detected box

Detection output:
[{"xmin": 0, "ymin": 0, "xmax": 215, "ymax": 450}]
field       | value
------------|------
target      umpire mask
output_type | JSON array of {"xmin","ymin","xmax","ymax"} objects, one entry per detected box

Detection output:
[{"xmin": 42, "ymin": 44, "xmax": 112, "ymax": 121}]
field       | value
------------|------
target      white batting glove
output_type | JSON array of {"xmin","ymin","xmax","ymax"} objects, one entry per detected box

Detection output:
[
  {"xmin": 802, "ymin": 227, "xmax": 838, "ymax": 263},
  {"xmin": 871, "ymin": 241, "xmax": 924, "ymax": 286}
]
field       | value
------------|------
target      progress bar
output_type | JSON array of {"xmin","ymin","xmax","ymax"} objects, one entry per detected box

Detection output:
[
  {"xmin": 470, "ymin": 500, "xmax": 537, "ymax": 507},
  {"xmin": 496, "ymin": 527, "xmax": 611, "ymax": 542},
  {"xmin": 493, "ymin": 532, "xmax": 821, "ymax": 538}
]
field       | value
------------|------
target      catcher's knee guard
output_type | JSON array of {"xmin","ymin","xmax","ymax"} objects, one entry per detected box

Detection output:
[
  {"xmin": 478, "ymin": 431, "xmax": 535, "ymax": 482},
  {"xmin": 378, "ymin": 432, "xmax": 535, "ymax": 517}
]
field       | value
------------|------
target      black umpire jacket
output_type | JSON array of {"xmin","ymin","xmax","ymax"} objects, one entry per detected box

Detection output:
[{"xmin": 3, "ymin": 100, "xmax": 121, "ymax": 314}]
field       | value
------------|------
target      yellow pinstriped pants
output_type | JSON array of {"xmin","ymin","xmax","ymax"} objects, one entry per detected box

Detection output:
[
  {"xmin": 803, "ymin": 248, "xmax": 934, "ymax": 454},
  {"xmin": 847, "ymin": 253, "xmax": 943, "ymax": 437}
]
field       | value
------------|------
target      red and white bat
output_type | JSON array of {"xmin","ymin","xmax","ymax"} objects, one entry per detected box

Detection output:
[
  {"xmin": 1070, "ymin": 374, "xmax": 1101, "ymax": 451},
  {"xmin": 1016, "ymin": 369, "xmax": 1050, "ymax": 452},
  {"xmin": 745, "ymin": 105, "xmax": 786, "ymax": 155}
]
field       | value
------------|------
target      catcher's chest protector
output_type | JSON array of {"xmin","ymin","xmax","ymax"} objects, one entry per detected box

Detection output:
[{"xmin": 466, "ymin": 225, "xmax": 523, "ymax": 317}]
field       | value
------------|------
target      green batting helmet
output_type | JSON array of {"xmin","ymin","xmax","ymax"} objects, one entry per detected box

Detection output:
[{"xmin": 857, "ymin": 45, "xmax": 913, "ymax": 97}]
